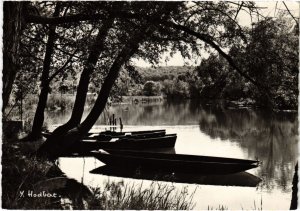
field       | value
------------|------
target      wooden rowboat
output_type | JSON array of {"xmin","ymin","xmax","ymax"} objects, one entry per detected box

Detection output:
[
  {"xmin": 92, "ymin": 129, "xmax": 166, "ymax": 136},
  {"xmin": 90, "ymin": 165, "xmax": 262, "ymax": 187},
  {"xmin": 42, "ymin": 129, "xmax": 166, "ymax": 140},
  {"xmin": 86, "ymin": 131, "xmax": 166, "ymax": 141},
  {"xmin": 68, "ymin": 134, "xmax": 177, "ymax": 153},
  {"xmin": 92, "ymin": 150, "xmax": 260, "ymax": 175}
]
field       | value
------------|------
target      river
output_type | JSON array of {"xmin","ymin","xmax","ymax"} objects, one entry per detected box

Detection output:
[{"xmin": 46, "ymin": 100, "xmax": 298, "ymax": 209}]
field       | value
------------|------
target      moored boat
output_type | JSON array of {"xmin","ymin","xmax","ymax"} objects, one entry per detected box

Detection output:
[
  {"xmin": 42, "ymin": 129, "xmax": 167, "ymax": 140},
  {"xmin": 86, "ymin": 131, "xmax": 166, "ymax": 141},
  {"xmin": 69, "ymin": 134, "xmax": 177, "ymax": 153},
  {"xmin": 90, "ymin": 165, "xmax": 262, "ymax": 187},
  {"xmin": 92, "ymin": 150, "xmax": 260, "ymax": 175},
  {"xmin": 94, "ymin": 129, "xmax": 166, "ymax": 136}
]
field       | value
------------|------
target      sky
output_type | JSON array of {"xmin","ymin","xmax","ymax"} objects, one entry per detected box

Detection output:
[{"xmin": 133, "ymin": 1, "xmax": 299, "ymax": 67}]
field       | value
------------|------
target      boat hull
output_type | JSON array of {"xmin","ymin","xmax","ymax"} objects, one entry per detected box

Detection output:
[
  {"xmin": 90, "ymin": 165, "xmax": 262, "ymax": 187},
  {"xmin": 93, "ymin": 151, "xmax": 259, "ymax": 175},
  {"xmin": 43, "ymin": 129, "xmax": 167, "ymax": 140},
  {"xmin": 70, "ymin": 135, "xmax": 177, "ymax": 152},
  {"xmin": 88, "ymin": 131, "xmax": 167, "ymax": 141}
]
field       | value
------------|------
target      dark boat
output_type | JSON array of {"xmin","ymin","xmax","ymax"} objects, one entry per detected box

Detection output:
[
  {"xmin": 90, "ymin": 165, "xmax": 262, "ymax": 187},
  {"xmin": 86, "ymin": 131, "xmax": 166, "ymax": 141},
  {"xmin": 92, "ymin": 129, "xmax": 166, "ymax": 136},
  {"xmin": 92, "ymin": 150, "xmax": 260, "ymax": 175},
  {"xmin": 69, "ymin": 134, "xmax": 177, "ymax": 153},
  {"xmin": 42, "ymin": 129, "xmax": 166, "ymax": 140}
]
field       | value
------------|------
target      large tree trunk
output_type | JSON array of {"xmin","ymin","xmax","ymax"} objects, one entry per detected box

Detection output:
[
  {"xmin": 79, "ymin": 26, "xmax": 152, "ymax": 133},
  {"xmin": 47, "ymin": 18, "xmax": 114, "ymax": 140},
  {"xmin": 78, "ymin": 41, "xmax": 140, "ymax": 132},
  {"xmin": 37, "ymin": 27, "xmax": 150, "ymax": 159},
  {"xmin": 3, "ymin": 2, "xmax": 24, "ymax": 113},
  {"xmin": 25, "ymin": 3, "xmax": 61, "ymax": 141}
]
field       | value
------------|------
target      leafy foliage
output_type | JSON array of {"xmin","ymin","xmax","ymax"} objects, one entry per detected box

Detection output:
[
  {"xmin": 231, "ymin": 12, "xmax": 299, "ymax": 109},
  {"xmin": 143, "ymin": 81, "xmax": 161, "ymax": 96}
]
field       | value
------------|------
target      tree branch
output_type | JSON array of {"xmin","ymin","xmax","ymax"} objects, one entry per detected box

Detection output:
[
  {"xmin": 25, "ymin": 12, "xmax": 108, "ymax": 25},
  {"xmin": 167, "ymin": 21, "xmax": 267, "ymax": 91},
  {"xmin": 282, "ymin": 2, "xmax": 299, "ymax": 25},
  {"xmin": 22, "ymin": 32, "xmax": 85, "ymax": 61},
  {"xmin": 234, "ymin": 2, "xmax": 244, "ymax": 20},
  {"xmin": 48, "ymin": 49, "xmax": 78, "ymax": 83},
  {"xmin": 184, "ymin": 5, "xmax": 247, "ymax": 42}
]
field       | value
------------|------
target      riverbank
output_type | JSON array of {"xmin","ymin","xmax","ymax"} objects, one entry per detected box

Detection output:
[
  {"xmin": 5, "ymin": 95, "xmax": 297, "ymax": 126},
  {"xmin": 2, "ymin": 136, "xmax": 196, "ymax": 209}
]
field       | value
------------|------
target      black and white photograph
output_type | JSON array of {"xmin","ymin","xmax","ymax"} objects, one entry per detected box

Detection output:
[{"xmin": 2, "ymin": 1, "xmax": 299, "ymax": 210}]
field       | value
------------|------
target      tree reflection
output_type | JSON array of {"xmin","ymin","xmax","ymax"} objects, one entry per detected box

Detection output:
[{"xmin": 197, "ymin": 105, "xmax": 298, "ymax": 192}]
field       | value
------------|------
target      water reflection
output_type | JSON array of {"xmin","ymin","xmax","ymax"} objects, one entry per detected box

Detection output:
[
  {"xmin": 197, "ymin": 105, "xmax": 298, "ymax": 193},
  {"xmin": 47, "ymin": 100, "xmax": 210, "ymax": 126},
  {"xmin": 48, "ymin": 101, "xmax": 298, "ymax": 192},
  {"xmin": 48, "ymin": 100, "xmax": 297, "ymax": 209}
]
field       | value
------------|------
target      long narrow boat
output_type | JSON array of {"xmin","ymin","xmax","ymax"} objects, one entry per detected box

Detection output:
[
  {"xmin": 90, "ymin": 165, "xmax": 261, "ymax": 187},
  {"xmin": 69, "ymin": 134, "xmax": 177, "ymax": 152},
  {"xmin": 92, "ymin": 150, "xmax": 260, "ymax": 175},
  {"xmin": 86, "ymin": 131, "xmax": 166, "ymax": 141},
  {"xmin": 42, "ymin": 129, "xmax": 166, "ymax": 140},
  {"xmin": 91, "ymin": 129, "xmax": 166, "ymax": 136}
]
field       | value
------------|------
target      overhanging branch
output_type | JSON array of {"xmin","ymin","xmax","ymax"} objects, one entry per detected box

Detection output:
[
  {"xmin": 48, "ymin": 49, "xmax": 79, "ymax": 83},
  {"xmin": 25, "ymin": 13, "xmax": 108, "ymax": 25},
  {"xmin": 282, "ymin": 2, "xmax": 299, "ymax": 25},
  {"xmin": 167, "ymin": 21, "xmax": 267, "ymax": 91},
  {"xmin": 24, "ymin": 10, "xmax": 138, "ymax": 25}
]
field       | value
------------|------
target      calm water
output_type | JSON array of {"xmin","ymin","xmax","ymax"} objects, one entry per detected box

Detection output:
[{"xmin": 49, "ymin": 100, "xmax": 298, "ymax": 210}]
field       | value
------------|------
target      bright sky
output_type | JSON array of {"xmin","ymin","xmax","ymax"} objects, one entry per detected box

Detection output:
[{"xmin": 133, "ymin": 1, "xmax": 299, "ymax": 67}]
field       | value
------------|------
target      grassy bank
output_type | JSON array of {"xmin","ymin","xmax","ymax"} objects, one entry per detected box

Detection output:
[
  {"xmin": 2, "ymin": 136, "xmax": 196, "ymax": 209},
  {"xmin": 2, "ymin": 138, "xmax": 61, "ymax": 209},
  {"xmin": 88, "ymin": 181, "xmax": 195, "ymax": 209}
]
